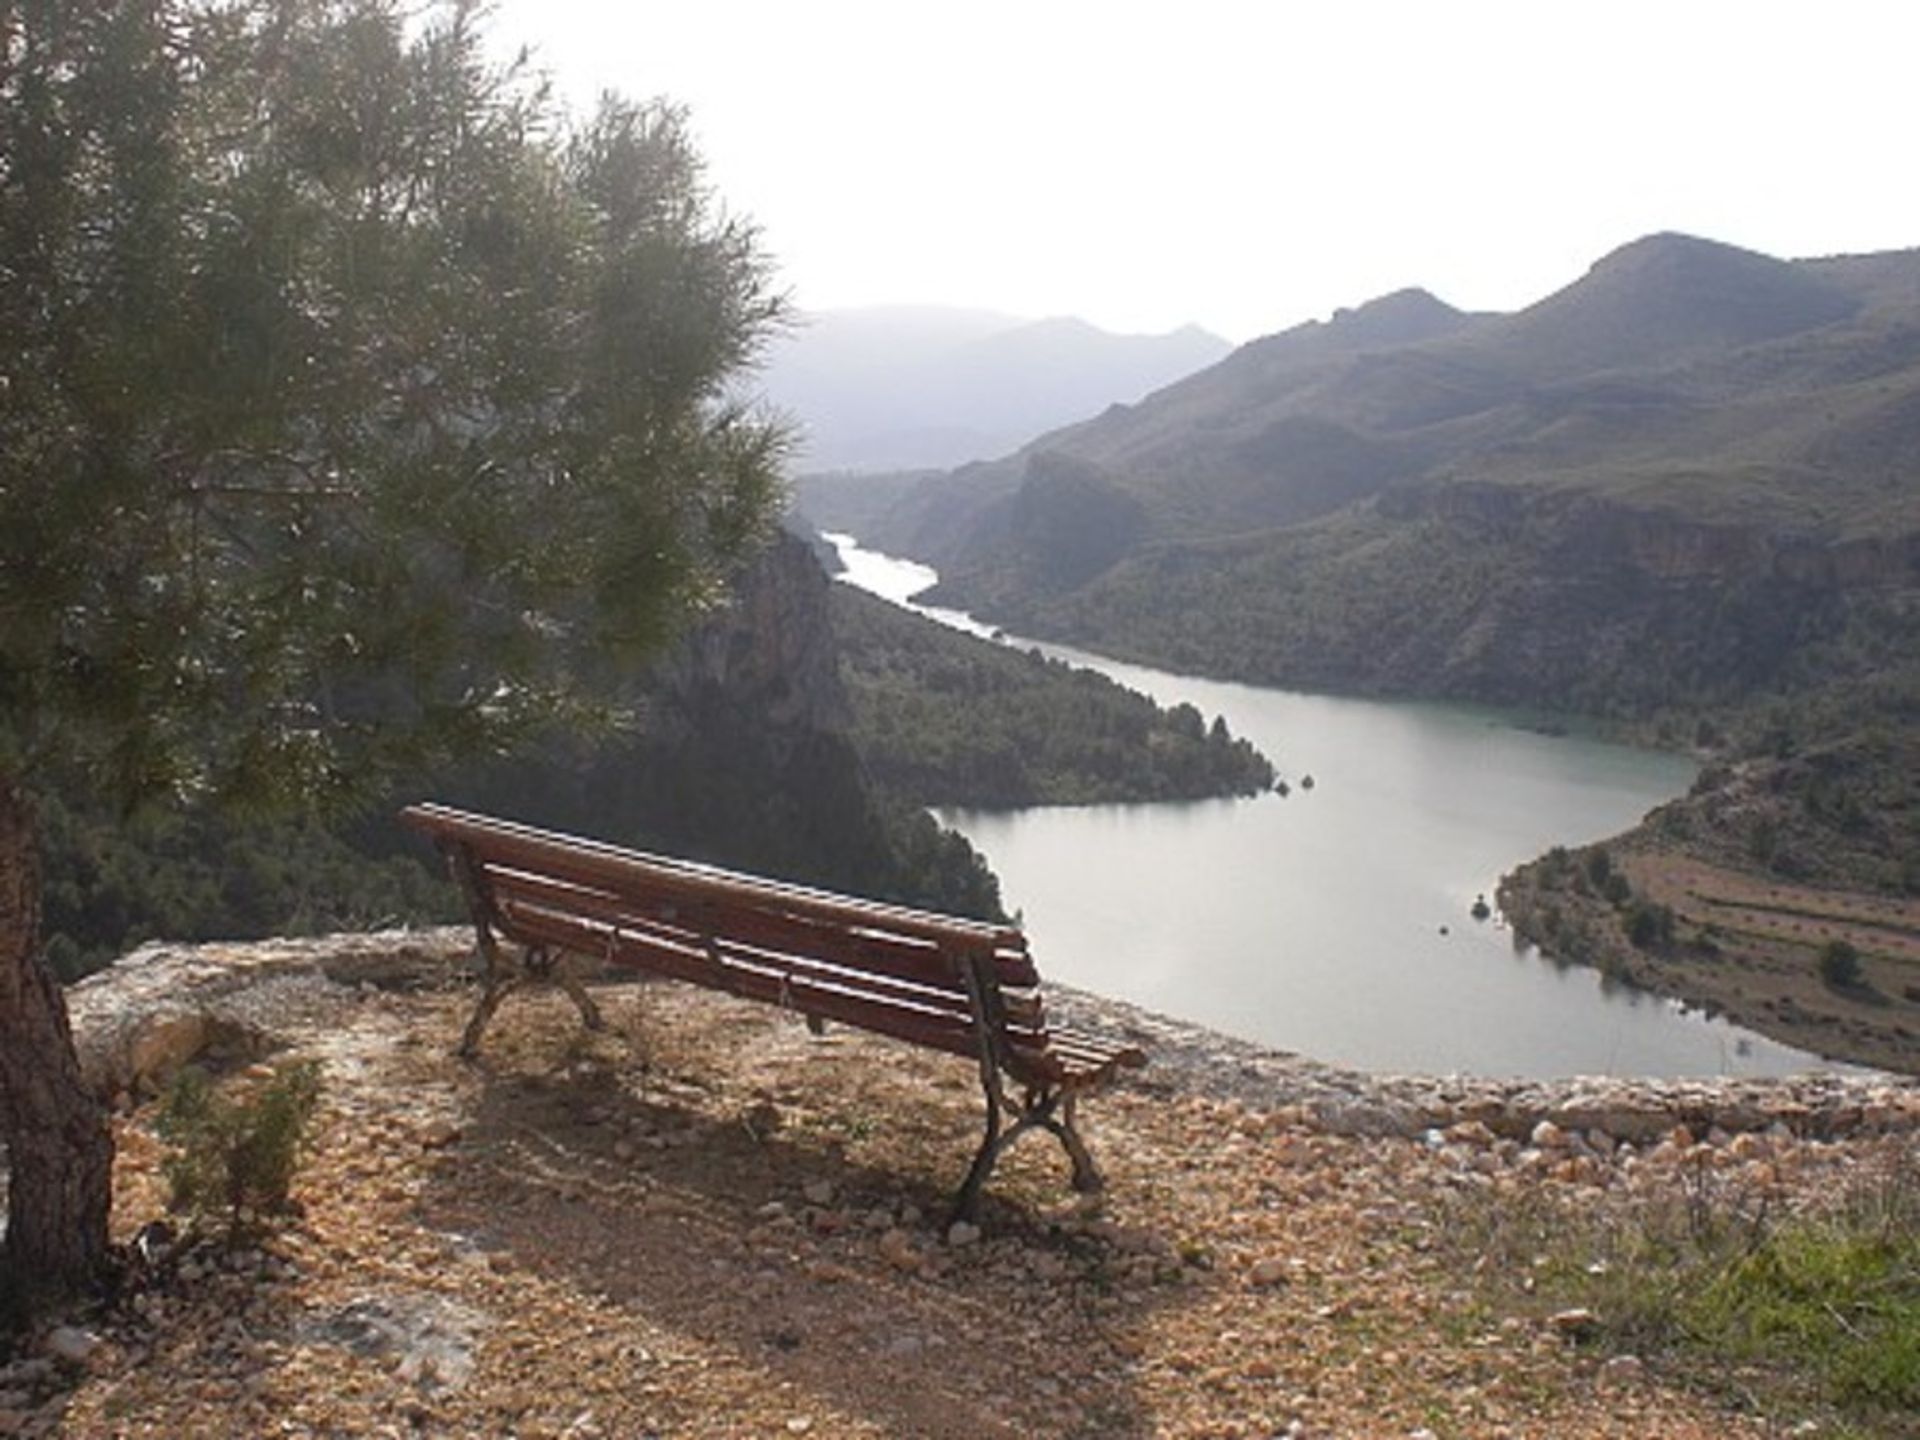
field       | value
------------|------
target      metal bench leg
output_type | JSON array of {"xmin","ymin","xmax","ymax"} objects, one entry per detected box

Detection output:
[
  {"xmin": 1052, "ymin": 1093, "xmax": 1104, "ymax": 1194},
  {"xmin": 953, "ymin": 1023, "xmax": 1016, "ymax": 1221},
  {"xmin": 539, "ymin": 949, "xmax": 605, "ymax": 1034},
  {"xmin": 458, "ymin": 927, "xmax": 515, "ymax": 1060},
  {"xmin": 953, "ymin": 1092, "xmax": 1004, "ymax": 1223}
]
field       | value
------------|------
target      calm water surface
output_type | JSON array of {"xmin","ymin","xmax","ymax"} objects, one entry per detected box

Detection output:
[{"xmin": 828, "ymin": 534, "xmax": 1842, "ymax": 1078}]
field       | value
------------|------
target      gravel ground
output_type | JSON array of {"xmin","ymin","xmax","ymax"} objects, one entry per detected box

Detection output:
[{"xmin": 5, "ymin": 935, "xmax": 1917, "ymax": 1438}]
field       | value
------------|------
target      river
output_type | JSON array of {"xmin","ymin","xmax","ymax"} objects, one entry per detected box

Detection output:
[{"xmin": 827, "ymin": 534, "xmax": 1844, "ymax": 1078}]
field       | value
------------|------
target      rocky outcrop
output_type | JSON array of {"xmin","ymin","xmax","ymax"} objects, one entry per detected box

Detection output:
[
  {"xmin": 650, "ymin": 531, "xmax": 852, "ymax": 741},
  {"xmin": 64, "ymin": 929, "xmax": 473, "ymax": 1101},
  {"xmin": 62, "ymin": 931, "xmax": 1920, "ymax": 1146}
]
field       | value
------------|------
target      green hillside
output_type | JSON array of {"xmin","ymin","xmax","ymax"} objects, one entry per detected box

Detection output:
[{"xmin": 801, "ymin": 233, "xmax": 1920, "ymax": 719}]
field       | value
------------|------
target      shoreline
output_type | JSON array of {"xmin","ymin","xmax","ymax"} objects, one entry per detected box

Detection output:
[{"xmin": 1500, "ymin": 837, "xmax": 1920, "ymax": 1078}]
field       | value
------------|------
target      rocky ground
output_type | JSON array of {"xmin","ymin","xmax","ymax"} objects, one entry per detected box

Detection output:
[{"xmin": 4, "ymin": 930, "xmax": 1918, "ymax": 1438}]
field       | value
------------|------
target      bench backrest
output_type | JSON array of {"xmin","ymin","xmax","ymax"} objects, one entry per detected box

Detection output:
[{"xmin": 401, "ymin": 803, "xmax": 1068, "ymax": 1083}]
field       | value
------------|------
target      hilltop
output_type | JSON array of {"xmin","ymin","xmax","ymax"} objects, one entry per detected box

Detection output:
[{"xmin": 5, "ymin": 932, "xmax": 1915, "ymax": 1437}]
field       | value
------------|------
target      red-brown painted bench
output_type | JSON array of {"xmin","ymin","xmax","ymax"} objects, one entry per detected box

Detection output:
[{"xmin": 401, "ymin": 803, "xmax": 1146, "ymax": 1218}]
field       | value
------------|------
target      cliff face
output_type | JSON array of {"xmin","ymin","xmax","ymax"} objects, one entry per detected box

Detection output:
[
  {"xmin": 452, "ymin": 533, "xmax": 891, "ymax": 893},
  {"xmin": 1008, "ymin": 477, "xmax": 1920, "ymax": 719},
  {"xmin": 447, "ymin": 531, "xmax": 1003, "ymax": 919},
  {"xmin": 650, "ymin": 530, "xmax": 853, "ymax": 743}
]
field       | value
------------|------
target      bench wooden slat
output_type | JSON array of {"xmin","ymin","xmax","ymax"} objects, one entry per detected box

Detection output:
[
  {"xmin": 501, "ymin": 907, "xmax": 989, "ymax": 1061},
  {"xmin": 481, "ymin": 862, "xmax": 1039, "ymax": 996},
  {"xmin": 406, "ymin": 803, "xmax": 1027, "ymax": 954},
  {"xmin": 501, "ymin": 892, "xmax": 1052, "ymax": 1040}
]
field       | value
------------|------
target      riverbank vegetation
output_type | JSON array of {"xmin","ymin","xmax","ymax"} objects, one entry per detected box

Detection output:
[
  {"xmin": 831, "ymin": 583, "xmax": 1274, "ymax": 807},
  {"xmin": 1500, "ymin": 669, "xmax": 1920, "ymax": 1074}
]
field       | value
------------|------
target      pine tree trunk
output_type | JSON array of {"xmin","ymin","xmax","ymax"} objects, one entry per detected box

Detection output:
[{"xmin": 0, "ymin": 773, "xmax": 114, "ymax": 1305}]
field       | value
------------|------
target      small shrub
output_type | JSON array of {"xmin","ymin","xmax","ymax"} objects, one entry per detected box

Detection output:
[
  {"xmin": 1602, "ymin": 872, "xmax": 1633, "ymax": 906},
  {"xmin": 1622, "ymin": 900, "xmax": 1675, "ymax": 950},
  {"xmin": 1585, "ymin": 848, "xmax": 1613, "ymax": 887},
  {"xmin": 155, "ymin": 1059, "xmax": 322, "ymax": 1242},
  {"xmin": 1819, "ymin": 940, "xmax": 1863, "ymax": 990}
]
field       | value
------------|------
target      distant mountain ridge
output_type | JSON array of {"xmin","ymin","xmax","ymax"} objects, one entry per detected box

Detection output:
[
  {"xmin": 757, "ymin": 305, "xmax": 1231, "ymax": 473},
  {"xmin": 793, "ymin": 233, "xmax": 1920, "ymax": 1075},
  {"xmin": 794, "ymin": 232, "xmax": 1920, "ymax": 718}
]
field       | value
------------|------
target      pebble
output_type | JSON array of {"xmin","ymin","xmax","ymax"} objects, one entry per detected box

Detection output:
[
  {"xmin": 43, "ymin": 1327, "xmax": 99, "ymax": 1365},
  {"xmin": 1598, "ymin": 1353, "xmax": 1644, "ymax": 1387},
  {"xmin": 1247, "ymin": 1256, "xmax": 1290, "ymax": 1288},
  {"xmin": 418, "ymin": 1119, "xmax": 461, "ymax": 1149},
  {"xmin": 802, "ymin": 1179, "xmax": 835, "ymax": 1206},
  {"xmin": 946, "ymin": 1220, "xmax": 981, "ymax": 1248},
  {"xmin": 1548, "ymin": 1308, "xmax": 1598, "ymax": 1338},
  {"xmin": 1529, "ymin": 1120, "xmax": 1569, "ymax": 1150},
  {"xmin": 877, "ymin": 1228, "xmax": 922, "ymax": 1274}
]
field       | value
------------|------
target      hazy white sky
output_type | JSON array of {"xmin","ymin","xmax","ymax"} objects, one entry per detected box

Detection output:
[{"xmin": 490, "ymin": 0, "xmax": 1919, "ymax": 342}]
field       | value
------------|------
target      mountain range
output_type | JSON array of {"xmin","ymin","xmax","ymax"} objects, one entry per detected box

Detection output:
[
  {"xmin": 792, "ymin": 232, "xmax": 1920, "ymax": 1069},
  {"xmin": 800, "ymin": 232, "xmax": 1920, "ymax": 715},
  {"xmin": 755, "ymin": 305, "xmax": 1230, "ymax": 473}
]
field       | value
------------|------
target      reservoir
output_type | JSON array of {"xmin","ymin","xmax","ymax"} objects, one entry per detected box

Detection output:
[{"xmin": 829, "ymin": 534, "xmax": 1843, "ymax": 1078}]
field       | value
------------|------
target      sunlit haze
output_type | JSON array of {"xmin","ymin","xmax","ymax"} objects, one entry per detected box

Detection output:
[{"xmin": 491, "ymin": 0, "xmax": 1919, "ymax": 342}]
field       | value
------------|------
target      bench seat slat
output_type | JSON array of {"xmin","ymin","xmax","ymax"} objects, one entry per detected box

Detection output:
[
  {"xmin": 482, "ymin": 862, "xmax": 1038, "ymax": 994},
  {"xmin": 504, "ymin": 896, "xmax": 1053, "ymax": 1043},
  {"xmin": 499, "ymin": 907, "xmax": 996, "ymax": 1061},
  {"xmin": 496, "ymin": 891, "xmax": 1050, "ymax": 1029}
]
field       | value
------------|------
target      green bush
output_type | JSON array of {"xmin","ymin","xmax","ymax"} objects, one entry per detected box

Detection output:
[
  {"xmin": 1626, "ymin": 900, "xmax": 1674, "ymax": 950},
  {"xmin": 1820, "ymin": 939, "xmax": 1863, "ymax": 989},
  {"xmin": 155, "ymin": 1060, "xmax": 323, "ymax": 1242}
]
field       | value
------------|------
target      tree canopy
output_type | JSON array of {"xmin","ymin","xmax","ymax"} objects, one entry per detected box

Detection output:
[{"xmin": 0, "ymin": 0, "xmax": 788, "ymax": 1305}]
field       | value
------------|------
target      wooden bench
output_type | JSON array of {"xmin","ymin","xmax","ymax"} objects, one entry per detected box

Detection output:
[{"xmin": 400, "ymin": 802, "xmax": 1146, "ymax": 1218}]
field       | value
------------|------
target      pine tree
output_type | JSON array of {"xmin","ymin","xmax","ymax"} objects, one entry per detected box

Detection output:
[{"xmin": 0, "ymin": 0, "xmax": 786, "ymax": 1305}]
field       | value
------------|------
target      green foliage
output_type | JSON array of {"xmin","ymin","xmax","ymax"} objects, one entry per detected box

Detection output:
[
  {"xmin": 1820, "ymin": 939, "xmax": 1864, "ymax": 989},
  {"xmin": 1, "ymin": 0, "xmax": 786, "ymax": 816},
  {"xmin": 1440, "ymin": 1147, "xmax": 1920, "ymax": 1434},
  {"xmin": 1625, "ymin": 899, "xmax": 1674, "ymax": 950},
  {"xmin": 35, "ymin": 787, "xmax": 458, "ymax": 981},
  {"xmin": 155, "ymin": 1061, "xmax": 323, "ymax": 1242},
  {"xmin": 831, "ymin": 585, "xmax": 1273, "ymax": 807},
  {"xmin": 1585, "ymin": 848, "xmax": 1614, "ymax": 887}
]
